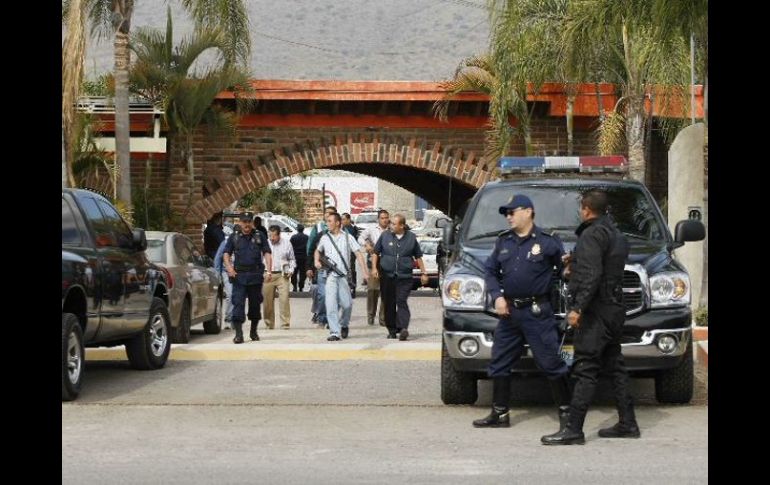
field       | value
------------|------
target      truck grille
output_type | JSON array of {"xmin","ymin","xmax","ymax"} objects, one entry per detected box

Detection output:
[
  {"xmin": 550, "ymin": 266, "xmax": 645, "ymax": 317},
  {"xmin": 622, "ymin": 269, "xmax": 644, "ymax": 315}
]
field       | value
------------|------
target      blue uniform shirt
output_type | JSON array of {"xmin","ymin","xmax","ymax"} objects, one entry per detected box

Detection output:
[
  {"xmin": 484, "ymin": 225, "xmax": 564, "ymax": 300},
  {"xmin": 223, "ymin": 230, "xmax": 271, "ymax": 284}
]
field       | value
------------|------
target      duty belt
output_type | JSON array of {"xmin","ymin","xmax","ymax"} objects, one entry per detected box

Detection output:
[
  {"xmin": 235, "ymin": 265, "xmax": 259, "ymax": 272},
  {"xmin": 507, "ymin": 295, "xmax": 550, "ymax": 309}
]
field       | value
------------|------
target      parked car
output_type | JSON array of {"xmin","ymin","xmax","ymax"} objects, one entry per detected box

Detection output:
[
  {"xmin": 439, "ymin": 156, "xmax": 706, "ymax": 405},
  {"xmin": 260, "ymin": 213, "xmax": 310, "ymax": 236},
  {"xmin": 145, "ymin": 231, "xmax": 223, "ymax": 343},
  {"xmin": 354, "ymin": 209, "xmax": 380, "ymax": 232},
  {"xmin": 62, "ymin": 189, "xmax": 172, "ymax": 401},
  {"xmin": 413, "ymin": 237, "xmax": 441, "ymax": 290},
  {"xmin": 413, "ymin": 210, "xmax": 451, "ymax": 238}
]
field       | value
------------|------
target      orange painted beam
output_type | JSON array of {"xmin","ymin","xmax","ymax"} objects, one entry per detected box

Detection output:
[
  {"xmin": 218, "ymin": 80, "xmax": 704, "ymax": 118},
  {"xmin": 237, "ymin": 114, "xmax": 489, "ymax": 129}
]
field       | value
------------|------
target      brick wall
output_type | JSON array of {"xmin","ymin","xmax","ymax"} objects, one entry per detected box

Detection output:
[{"xmin": 161, "ymin": 115, "xmax": 647, "ymax": 245}]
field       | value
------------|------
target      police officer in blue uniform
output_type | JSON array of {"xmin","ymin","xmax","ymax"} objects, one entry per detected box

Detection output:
[
  {"xmin": 473, "ymin": 194, "xmax": 573, "ymax": 430},
  {"xmin": 223, "ymin": 212, "xmax": 273, "ymax": 344}
]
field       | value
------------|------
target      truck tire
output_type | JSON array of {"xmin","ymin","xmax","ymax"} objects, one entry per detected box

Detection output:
[
  {"xmin": 126, "ymin": 298, "xmax": 171, "ymax": 370},
  {"xmin": 203, "ymin": 292, "xmax": 223, "ymax": 335},
  {"xmin": 441, "ymin": 340, "xmax": 478, "ymax": 405},
  {"xmin": 655, "ymin": 339, "xmax": 694, "ymax": 404},
  {"xmin": 62, "ymin": 313, "xmax": 84, "ymax": 401},
  {"xmin": 172, "ymin": 298, "xmax": 192, "ymax": 343}
]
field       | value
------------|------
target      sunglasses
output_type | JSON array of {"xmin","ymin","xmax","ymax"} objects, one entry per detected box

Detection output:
[{"xmin": 504, "ymin": 207, "xmax": 528, "ymax": 216}]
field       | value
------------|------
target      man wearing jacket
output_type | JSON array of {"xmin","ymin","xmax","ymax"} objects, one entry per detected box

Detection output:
[
  {"xmin": 371, "ymin": 214, "xmax": 428, "ymax": 341},
  {"xmin": 541, "ymin": 189, "xmax": 639, "ymax": 445}
]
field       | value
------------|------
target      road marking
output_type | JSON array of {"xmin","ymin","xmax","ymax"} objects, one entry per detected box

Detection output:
[{"xmin": 85, "ymin": 348, "xmax": 441, "ymax": 361}]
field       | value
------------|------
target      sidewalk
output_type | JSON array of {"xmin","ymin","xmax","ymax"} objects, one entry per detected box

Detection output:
[
  {"xmin": 87, "ymin": 290, "xmax": 445, "ymax": 361},
  {"xmin": 693, "ymin": 325, "xmax": 708, "ymax": 368}
]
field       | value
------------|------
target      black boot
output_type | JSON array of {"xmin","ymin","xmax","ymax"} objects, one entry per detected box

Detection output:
[
  {"xmin": 558, "ymin": 405, "xmax": 570, "ymax": 432},
  {"xmin": 541, "ymin": 407, "xmax": 586, "ymax": 445},
  {"xmin": 250, "ymin": 321, "xmax": 259, "ymax": 341},
  {"xmin": 473, "ymin": 376, "xmax": 511, "ymax": 428},
  {"xmin": 233, "ymin": 324, "xmax": 244, "ymax": 344},
  {"xmin": 472, "ymin": 406, "xmax": 510, "ymax": 428},
  {"xmin": 599, "ymin": 400, "xmax": 640, "ymax": 438},
  {"xmin": 548, "ymin": 375, "xmax": 572, "ymax": 432},
  {"xmin": 598, "ymin": 422, "xmax": 640, "ymax": 438}
]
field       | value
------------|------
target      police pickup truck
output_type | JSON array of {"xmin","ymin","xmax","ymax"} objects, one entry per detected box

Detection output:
[
  {"xmin": 62, "ymin": 188, "xmax": 172, "ymax": 401},
  {"xmin": 440, "ymin": 156, "xmax": 705, "ymax": 405}
]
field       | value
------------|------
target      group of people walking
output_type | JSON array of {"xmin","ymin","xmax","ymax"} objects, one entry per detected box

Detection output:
[{"xmin": 203, "ymin": 206, "xmax": 430, "ymax": 343}]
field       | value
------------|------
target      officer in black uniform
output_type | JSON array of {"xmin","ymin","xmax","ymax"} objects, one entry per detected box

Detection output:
[
  {"xmin": 473, "ymin": 194, "xmax": 572, "ymax": 430},
  {"xmin": 541, "ymin": 189, "xmax": 639, "ymax": 445},
  {"xmin": 223, "ymin": 212, "xmax": 273, "ymax": 344}
]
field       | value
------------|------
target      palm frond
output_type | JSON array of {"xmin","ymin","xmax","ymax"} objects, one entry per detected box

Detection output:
[
  {"xmin": 181, "ymin": 0, "xmax": 251, "ymax": 66},
  {"xmin": 433, "ymin": 54, "xmax": 496, "ymax": 121}
]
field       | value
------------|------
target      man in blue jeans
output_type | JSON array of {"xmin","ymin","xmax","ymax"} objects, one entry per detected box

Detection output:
[
  {"xmin": 314, "ymin": 212, "xmax": 368, "ymax": 341},
  {"xmin": 306, "ymin": 206, "xmax": 337, "ymax": 327},
  {"xmin": 214, "ymin": 229, "xmax": 237, "ymax": 328}
]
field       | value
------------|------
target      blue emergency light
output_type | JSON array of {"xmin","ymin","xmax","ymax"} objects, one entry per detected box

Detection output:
[{"xmin": 498, "ymin": 156, "xmax": 627, "ymax": 174}]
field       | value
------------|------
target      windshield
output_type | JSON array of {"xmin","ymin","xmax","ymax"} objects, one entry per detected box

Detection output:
[
  {"xmin": 356, "ymin": 213, "xmax": 378, "ymax": 224},
  {"xmin": 145, "ymin": 239, "xmax": 166, "ymax": 263},
  {"xmin": 465, "ymin": 185, "xmax": 667, "ymax": 242},
  {"xmin": 420, "ymin": 241, "xmax": 438, "ymax": 255}
]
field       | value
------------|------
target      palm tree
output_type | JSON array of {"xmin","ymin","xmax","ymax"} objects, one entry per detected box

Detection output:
[
  {"xmin": 129, "ymin": 7, "xmax": 252, "ymax": 224},
  {"xmin": 559, "ymin": 0, "xmax": 694, "ymax": 183},
  {"xmin": 433, "ymin": 54, "xmax": 501, "ymax": 168},
  {"xmin": 435, "ymin": 1, "xmax": 573, "ymax": 163},
  {"xmin": 63, "ymin": 0, "xmax": 252, "ymax": 206},
  {"xmin": 62, "ymin": 0, "xmax": 88, "ymax": 188}
]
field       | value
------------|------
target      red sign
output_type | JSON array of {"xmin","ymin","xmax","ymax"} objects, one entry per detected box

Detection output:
[{"xmin": 350, "ymin": 192, "xmax": 375, "ymax": 214}]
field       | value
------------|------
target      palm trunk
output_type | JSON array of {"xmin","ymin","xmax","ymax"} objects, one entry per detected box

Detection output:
[
  {"xmin": 699, "ymin": 130, "xmax": 708, "ymax": 308},
  {"xmin": 566, "ymin": 93, "xmax": 574, "ymax": 155},
  {"xmin": 181, "ymin": 133, "xmax": 196, "ymax": 223},
  {"xmin": 625, "ymin": 95, "xmax": 646, "ymax": 182},
  {"xmin": 595, "ymin": 83, "xmax": 606, "ymax": 122},
  {"xmin": 62, "ymin": 125, "xmax": 68, "ymax": 188},
  {"xmin": 523, "ymin": 130, "xmax": 533, "ymax": 156},
  {"xmin": 114, "ymin": 31, "xmax": 132, "ymax": 203}
]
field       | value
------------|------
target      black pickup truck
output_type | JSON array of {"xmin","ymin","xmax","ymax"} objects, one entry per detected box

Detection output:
[
  {"xmin": 62, "ymin": 188, "xmax": 172, "ymax": 401},
  {"xmin": 440, "ymin": 161, "xmax": 705, "ymax": 405}
]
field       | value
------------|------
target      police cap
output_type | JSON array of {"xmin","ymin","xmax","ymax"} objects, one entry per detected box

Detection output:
[{"xmin": 498, "ymin": 194, "xmax": 534, "ymax": 215}]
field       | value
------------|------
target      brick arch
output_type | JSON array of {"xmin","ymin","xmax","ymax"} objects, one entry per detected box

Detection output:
[{"xmin": 186, "ymin": 134, "xmax": 495, "ymax": 224}]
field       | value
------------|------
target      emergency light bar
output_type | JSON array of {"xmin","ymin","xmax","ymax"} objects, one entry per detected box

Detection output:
[{"xmin": 498, "ymin": 156, "xmax": 627, "ymax": 174}]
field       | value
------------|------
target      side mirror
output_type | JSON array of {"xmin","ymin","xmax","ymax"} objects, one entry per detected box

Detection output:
[
  {"xmin": 674, "ymin": 219, "xmax": 706, "ymax": 243},
  {"xmin": 133, "ymin": 228, "xmax": 147, "ymax": 251},
  {"xmin": 436, "ymin": 218, "xmax": 449, "ymax": 229}
]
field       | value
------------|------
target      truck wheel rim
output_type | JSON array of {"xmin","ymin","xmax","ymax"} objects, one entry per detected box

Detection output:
[
  {"xmin": 149, "ymin": 314, "xmax": 168, "ymax": 357},
  {"xmin": 67, "ymin": 332, "xmax": 82, "ymax": 383}
]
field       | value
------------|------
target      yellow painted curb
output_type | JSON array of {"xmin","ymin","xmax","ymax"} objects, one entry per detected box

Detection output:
[{"xmin": 85, "ymin": 348, "xmax": 441, "ymax": 361}]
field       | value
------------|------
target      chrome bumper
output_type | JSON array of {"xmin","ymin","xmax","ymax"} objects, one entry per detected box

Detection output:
[{"xmin": 444, "ymin": 327, "xmax": 692, "ymax": 361}]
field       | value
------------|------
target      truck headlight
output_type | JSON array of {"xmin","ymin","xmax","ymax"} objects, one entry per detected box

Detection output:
[
  {"xmin": 649, "ymin": 271, "xmax": 690, "ymax": 308},
  {"xmin": 458, "ymin": 337, "xmax": 480, "ymax": 356},
  {"xmin": 442, "ymin": 275, "xmax": 485, "ymax": 310}
]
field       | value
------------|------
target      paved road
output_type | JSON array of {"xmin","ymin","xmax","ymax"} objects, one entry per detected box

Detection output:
[{"xmin": 64, "ymin": 294, "xmax": 708, "ymax": 484}]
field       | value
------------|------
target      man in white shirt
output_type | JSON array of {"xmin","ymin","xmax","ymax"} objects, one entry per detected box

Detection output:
[
  {"xmin": 357, "ymin": 209, "xmax": 390, "ymax": 326},
  {"xmin": 262, "ymin": 225, "xmax": 296, "ymax": 329},
  {"xmin": 315, "ymin": 213, "xmax": 368, "ymax": 341}
]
